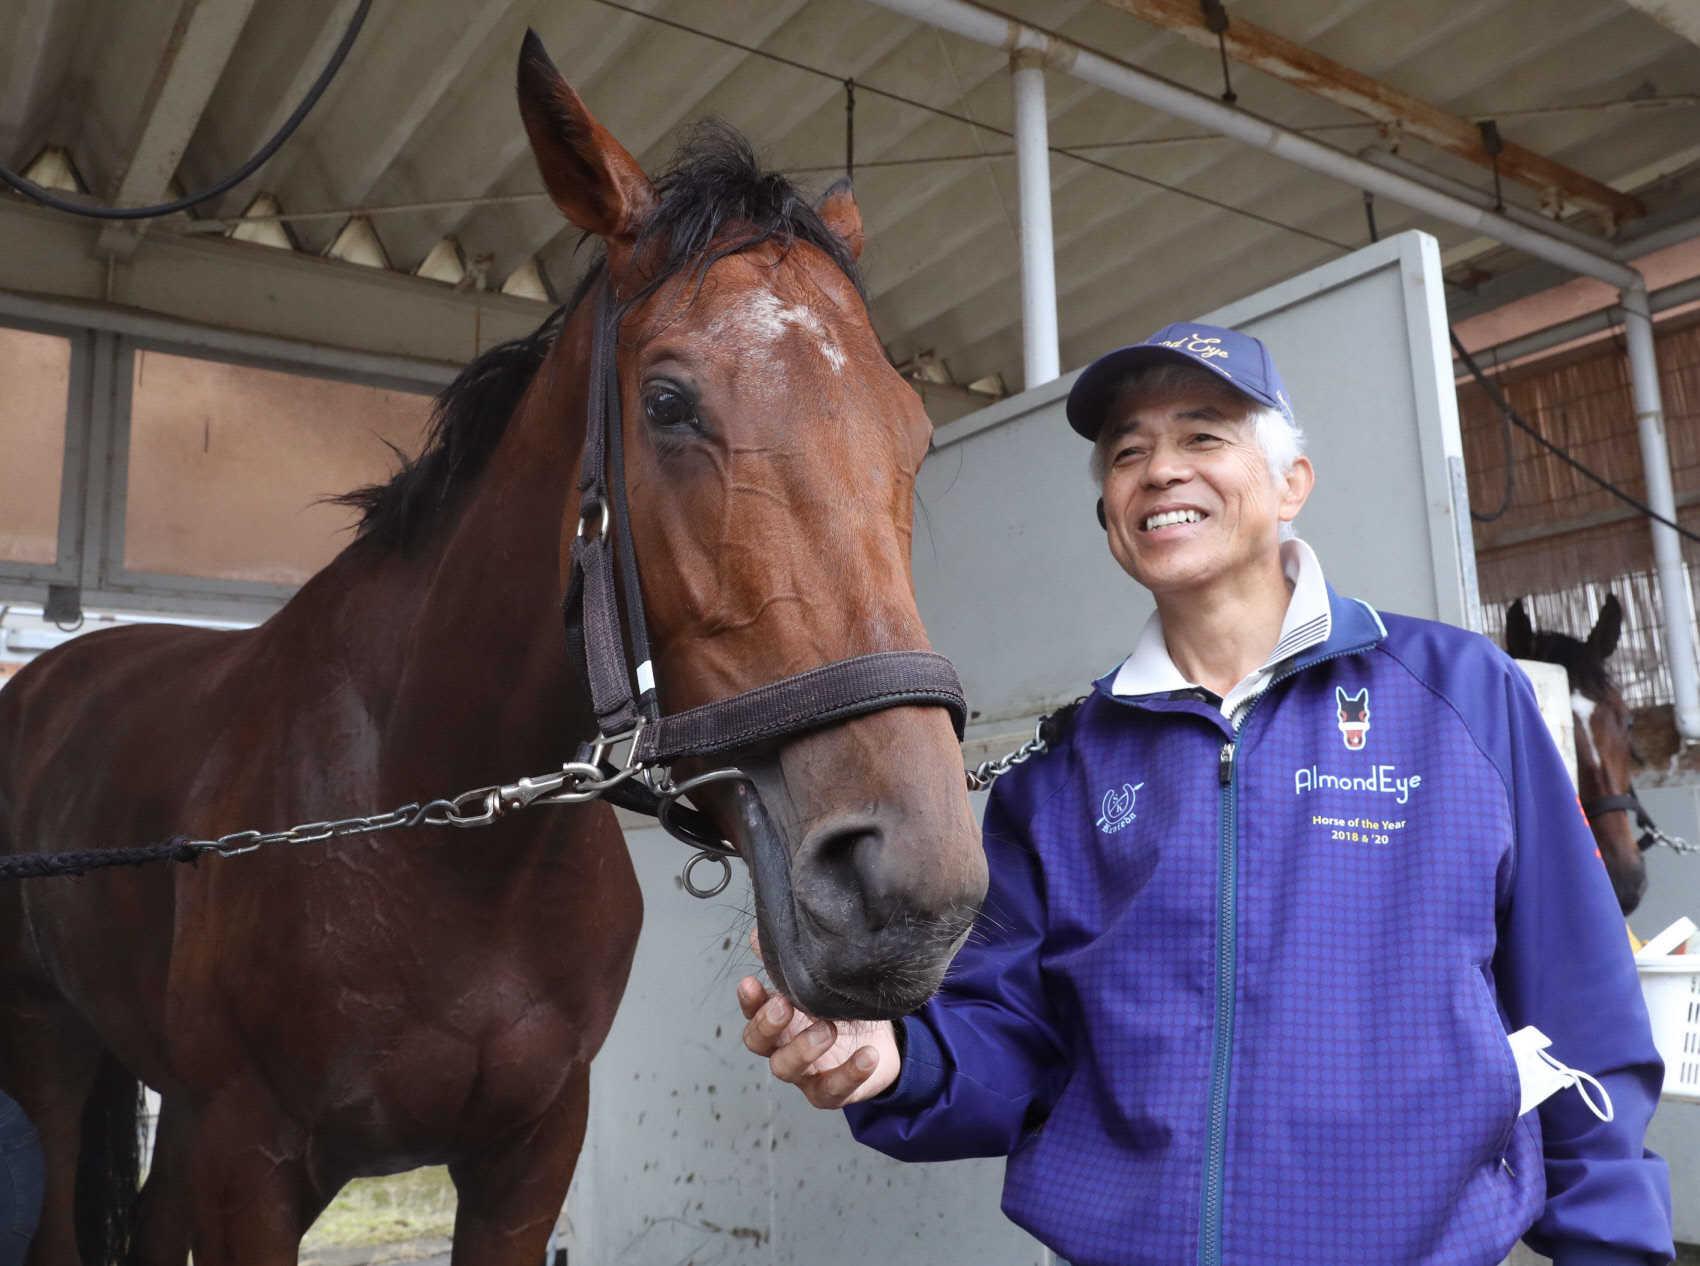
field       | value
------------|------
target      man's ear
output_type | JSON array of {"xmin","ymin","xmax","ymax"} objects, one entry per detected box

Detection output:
[
  {"xmin": 516, "ymin": 31, "xmax": 656, "ymax": 268},
  {"xmin": 818, "ymin": 179, "xmax": 863, "ymax": 261},
  {"xmin": 1277, "ymin": 455, "xmax": 1315, "ymax": 524},
  {"xmin": 1096, "ymin": 498, "xmax": 1107, "ymax": 531}
]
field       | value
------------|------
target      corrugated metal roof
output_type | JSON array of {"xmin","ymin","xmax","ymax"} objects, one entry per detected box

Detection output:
[{"xmin": 3, "ymin": 0, "xmax": 1697, "ymax": 401}]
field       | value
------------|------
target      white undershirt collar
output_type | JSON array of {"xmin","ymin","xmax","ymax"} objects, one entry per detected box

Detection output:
[{"xmin": 1111, "ymin": 537, "xmax": 1332, "ymax": 722}]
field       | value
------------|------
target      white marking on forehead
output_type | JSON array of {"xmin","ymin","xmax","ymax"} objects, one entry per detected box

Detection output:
[
  {"xmin": 713, "ymin": 290, "xmax": 845, "ymax": 373},
  {"xmin": 1571, "ymin": 690, "xmax": 1602, "ymax": 767}
]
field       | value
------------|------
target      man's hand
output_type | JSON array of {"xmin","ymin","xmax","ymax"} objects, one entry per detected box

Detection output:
[{"xmin": 737, "ymin": 954, "xmax": 901, "ymax": 1107}]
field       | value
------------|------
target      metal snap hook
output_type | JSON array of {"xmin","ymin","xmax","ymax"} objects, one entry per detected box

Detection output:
[
  {"xmin": 577, "ymin": 500, "xmax": 611, "ymax": 540},
  {"xmin": 682, "ymin": 850, "xmax": 733, "ymax": 899}
]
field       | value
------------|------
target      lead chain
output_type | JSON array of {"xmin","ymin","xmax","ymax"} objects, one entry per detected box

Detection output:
[
  {"xmin": 84, "ymin": 704, "xmax": 1081, "ymax": 872},
  {"xmin": 965, "ymin": 699, "xmax": 1084, "ymax": 792}
]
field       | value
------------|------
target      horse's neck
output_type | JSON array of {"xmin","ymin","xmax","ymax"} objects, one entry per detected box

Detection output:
[{"xmin": 303, "ymin": 326, "xmax": 597, "ymax": 793}]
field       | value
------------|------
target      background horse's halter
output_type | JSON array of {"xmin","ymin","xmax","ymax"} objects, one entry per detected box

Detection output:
[
  {"xmin": 554, "ymin": 281, "xmax": 969, "ymax": 892},
  {"xmin": 1584, "ymin": 789, "xmax": 1697, "ymax": 855}
]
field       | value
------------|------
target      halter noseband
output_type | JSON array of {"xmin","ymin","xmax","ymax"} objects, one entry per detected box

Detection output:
[
  {"xmin": 560, "ymin": 282, "xmax": 968, "ymax": 880},
  {"xmin": 1582, "ymin": 790, "xmax": 1661, "ymax": 853}
]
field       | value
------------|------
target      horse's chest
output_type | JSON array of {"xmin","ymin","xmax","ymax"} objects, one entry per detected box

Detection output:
[{"xmin": 171, "ymin": 832, "xmax": 640, "ymax": 1147}]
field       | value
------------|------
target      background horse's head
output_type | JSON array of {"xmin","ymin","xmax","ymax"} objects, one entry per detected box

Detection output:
[
  {"xmin": 517, "ymin": 36, "xmax": 985, "ymax": 1018},
  {"xmin": 1505, "ymin": 594, "xmax": 1646, "ymax": 913}
]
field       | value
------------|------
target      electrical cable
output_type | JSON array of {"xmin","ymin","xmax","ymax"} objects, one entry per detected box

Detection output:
[
  {"xmin": 845, "ymin": 79, "xmax": 855, "ymax": 182},
  {"xmin": 0, "ymin": 0, "xmax": 372, "ymax": 221},
  {"xmin": 1450, "ymin": 329, "xmax": 1700, "ymax": 543}
]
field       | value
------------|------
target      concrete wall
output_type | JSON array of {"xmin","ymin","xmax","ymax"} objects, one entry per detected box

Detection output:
[{"xmin": 558, "ymin": 824, "xmax": 1045, "ymax": 1265}]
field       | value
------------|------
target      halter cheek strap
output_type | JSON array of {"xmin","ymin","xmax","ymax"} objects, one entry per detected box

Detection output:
[{"xmin": 561, "ymin": 281, "xmax": 968, "ymax": 856}]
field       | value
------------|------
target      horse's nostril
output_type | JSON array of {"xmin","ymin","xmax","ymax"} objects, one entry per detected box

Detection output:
[{"xmin": 793, "ymin": 822, "xmax": 897, "ymax": 936}]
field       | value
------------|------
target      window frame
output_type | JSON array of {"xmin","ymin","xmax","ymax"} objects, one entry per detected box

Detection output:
[
  {"xmin": 0, "ymin": 314, "xmax": 93, "ymax": 589},
  {"xmin": 0, "ymin": 294, "xmax": 452, "ymax": 622}
]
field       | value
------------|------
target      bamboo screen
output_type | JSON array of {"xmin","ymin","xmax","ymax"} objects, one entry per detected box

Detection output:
[{"xmin": 1461, "ymin": 314, "xmax": 1700, "ymax": 708}]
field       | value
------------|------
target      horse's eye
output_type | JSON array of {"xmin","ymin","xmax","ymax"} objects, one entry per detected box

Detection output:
[{"xmin": 643, "ymin": 384, "xmax": 699, "ymax": 431}]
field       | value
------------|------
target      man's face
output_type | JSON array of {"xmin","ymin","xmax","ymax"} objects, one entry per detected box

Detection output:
[{"xmin": 1097, "ymin": 381, "xmax": 1312, "ymax": 597}]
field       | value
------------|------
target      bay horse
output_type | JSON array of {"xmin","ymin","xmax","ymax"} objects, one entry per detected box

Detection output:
[
  {"xmin": 0, "ymin": 33, "xmax": 985, "ymax": 1266},
  {"xmin": 1504, "ymin": 594, "xmax": 1647, "ymax": 913}
]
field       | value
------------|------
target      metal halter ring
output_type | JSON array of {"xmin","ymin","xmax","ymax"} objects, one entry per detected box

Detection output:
[
  {"xmin": 682, "ymin": 850, "xmax": 733, "ymax": 898},
  {"xmin": 577, "ymin": 500, "xmax": 611, "ymax": 540}
]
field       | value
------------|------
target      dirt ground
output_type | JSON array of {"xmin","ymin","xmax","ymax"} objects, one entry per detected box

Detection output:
[{"xmin": 299, "ymin": 1169, "xmax": 456, "ymax": 1263}]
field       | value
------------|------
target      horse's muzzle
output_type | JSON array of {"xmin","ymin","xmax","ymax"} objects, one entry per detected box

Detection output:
[{"xmin": 728, "ymin": 775, "xmax": 983, "ymax": 1020}]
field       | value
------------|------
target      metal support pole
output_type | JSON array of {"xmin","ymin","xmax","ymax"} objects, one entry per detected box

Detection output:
[
  {"xmin": 1620, "ymin": 284, "xmax": 1700, "ymax": 739},
  {"xmin": 1011, "ymin": 49, "xmax": 1059, "ymax": 389}
]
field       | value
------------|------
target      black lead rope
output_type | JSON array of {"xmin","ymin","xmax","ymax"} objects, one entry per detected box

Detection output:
[{"xmin": 0, "ymin": 839, "xmax": 202, "ymax": 879}]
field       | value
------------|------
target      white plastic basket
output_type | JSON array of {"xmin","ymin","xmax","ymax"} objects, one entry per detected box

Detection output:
[{"xmin": 1636, "ymin": 917, "xmax": 1700, "ymax": 1104}]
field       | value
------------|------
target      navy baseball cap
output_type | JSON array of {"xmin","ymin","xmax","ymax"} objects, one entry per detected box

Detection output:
[{"xmin": 1065, "ymin": 322, "xmax": 1294, "ymax": 440}]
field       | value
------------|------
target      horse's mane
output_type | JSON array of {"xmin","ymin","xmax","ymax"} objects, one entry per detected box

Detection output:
[
  {"xmin": 1523, "ymin": 629, "xmax": 1617, "ymax": 700},
  {"xmin": 338, "ymin": 122, "xmax": 864, "ymax": 550}
]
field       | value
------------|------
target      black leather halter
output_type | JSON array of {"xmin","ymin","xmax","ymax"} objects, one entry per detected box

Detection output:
[
  {"xmin": 560, "ymin": 281, "xmax": 967, "ymax": 858},
  {"xmin": 1582, "ymin": 789, "xmax": 1661, "ymax": 853}
]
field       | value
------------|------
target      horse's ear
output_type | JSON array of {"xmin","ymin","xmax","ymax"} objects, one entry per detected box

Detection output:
[
  {"xmin": 517, "ymin": 31, "xmax": 655, "ymax": 251},
  {"xmin": 1589, "ymin": 593, "xmax": 1623, "ymax": 660},
  {"xmin": 818, "ymin": 179, "xmax": 864, "ymax": 262},
  {"xmin": 1505, "ymin": 599, "xmax": 1534, "ymax": 659}
]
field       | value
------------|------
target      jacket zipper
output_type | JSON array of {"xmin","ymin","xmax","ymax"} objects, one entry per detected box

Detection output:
[
  {"xmin": 1196, "ymin": 647, "xmax": 1368, "ymax": 1266},
  {"xmin": 1198, "ymin": 737, "xmax": 1237, "ymax": 1266}
]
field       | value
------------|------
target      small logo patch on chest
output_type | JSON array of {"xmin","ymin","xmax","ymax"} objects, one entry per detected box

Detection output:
[
  {"xmin": 1336, "ymin": 686, "xmax": 1370, "ymax": 749},
  {"xmin": 1096, "ymin": 782, "xmax": 1145, "ymax": 834}
]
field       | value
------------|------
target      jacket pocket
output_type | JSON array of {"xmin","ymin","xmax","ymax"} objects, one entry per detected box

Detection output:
[{"xmin": 1469, "ymin": 967, "xmax": 1522, "ymax": 1160}]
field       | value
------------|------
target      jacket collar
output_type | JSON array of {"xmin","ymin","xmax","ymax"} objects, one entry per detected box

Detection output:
[
  {"xmin": 1108, "ymin": 539, "xmax": 1332, "ymax": 699},
  {"xmin": 1095, "ymin": 581, "xmax": 1386, "ymax": 705}
]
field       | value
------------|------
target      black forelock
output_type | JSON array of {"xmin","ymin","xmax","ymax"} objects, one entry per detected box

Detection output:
[
  {"xmin": 621, "ymin": 120, "xmax": 864, "ymax": 310},
  {"xmin": 336, "ymin": 121, "xmax": 862, "ymax": 550}
]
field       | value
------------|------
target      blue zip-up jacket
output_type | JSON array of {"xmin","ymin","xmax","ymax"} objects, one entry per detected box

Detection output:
[{"xmin": 847, "ymin": 590, "xmax": 1672, "ymax": 1266}]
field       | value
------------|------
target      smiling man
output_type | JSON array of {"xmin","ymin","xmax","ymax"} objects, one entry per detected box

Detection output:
[{"xmin": 738, "ymin": 323, "xmax": 1673, "ymax": 1266}]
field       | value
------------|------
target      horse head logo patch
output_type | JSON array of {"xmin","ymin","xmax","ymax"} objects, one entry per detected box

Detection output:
[
  {"xmin": 1095, "ymin": 781, "xmax": 1145, "ymax": 834},
  {"xmin": 1336, "ymin": 686, "xmax": 1370, "ymax": 750}
]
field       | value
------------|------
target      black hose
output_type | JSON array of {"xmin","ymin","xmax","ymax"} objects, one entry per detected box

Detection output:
[{"xmin": 0, "ymin": 0, "xmax": 371, "ymax": 222}]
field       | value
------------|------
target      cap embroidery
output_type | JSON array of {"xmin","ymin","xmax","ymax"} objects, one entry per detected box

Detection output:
[{"xmin": 1155, "ymin": 333, "xmax": 1230, "ymax": 362}]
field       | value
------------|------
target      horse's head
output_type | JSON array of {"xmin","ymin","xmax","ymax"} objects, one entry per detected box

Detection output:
[
  {"xmin": 1506, "ymin": 595, "xmax": 1646, "ymax": 913},
  {"xmin": 517, "ymin": 36, "xmax": 985, "ymax": 1018}
]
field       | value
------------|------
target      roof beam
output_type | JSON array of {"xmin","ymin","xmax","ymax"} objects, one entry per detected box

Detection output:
[
  {"xmin": 95, "ymin": 0, "xmax": 259, "ymax": 260},
  {"xmin": 206, "ymin": 0, "xmax": 366, "ymax": 217},
  {"xmin": 1619, "ymin": 0, "xmax": 1700, "ymax": 48},
  {"xmin": 238, "ymin": 0, "xmax": 529, "ymax": 222},
  {"xmin": 1096, "ymin": 0, "xmax": 1644, "ymax": 226},
  {"xmin": 0, "ymin": 0, "xmax": 71, "ymax": 164}
]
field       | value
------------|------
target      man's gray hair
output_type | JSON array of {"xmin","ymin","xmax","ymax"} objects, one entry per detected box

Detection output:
[{"xmin": 1088, "ymin": 361, "xmax": 1307, "ymax": 488}]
